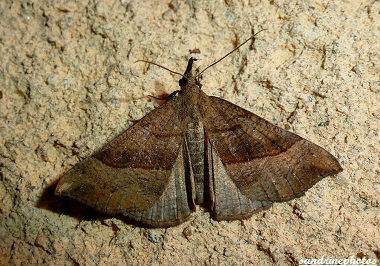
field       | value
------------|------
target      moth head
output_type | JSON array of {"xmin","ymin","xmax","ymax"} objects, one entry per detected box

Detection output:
[
  {"xmin": 179, "ymin": 57, "xmax": 203, "ymax": 89},
  {"xmin": 178, "ymin": 77, "xmax": 189, "ymax": 87}
]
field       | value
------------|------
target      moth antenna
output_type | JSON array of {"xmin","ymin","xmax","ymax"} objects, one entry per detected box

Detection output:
[
  {"xmin": 135, "ymin": 60, "xmax": 186, "ymax": 78},
  {"xmin": 196, "ymin": 28, "xmax": 267, "ymax": 78},
  {"xmin": 136, "ymin": 59, "xmax": 200, "ymax": 87}
]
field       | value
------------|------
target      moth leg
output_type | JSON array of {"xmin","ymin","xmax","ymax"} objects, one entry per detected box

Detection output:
[{"xmin": 147, "ymin": 90, "xmax": 179, "ymax": 101}]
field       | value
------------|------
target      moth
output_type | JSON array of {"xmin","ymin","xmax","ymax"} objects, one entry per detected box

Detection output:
[{"xmin": 55, "ymin": 36, "xmax": 342, "ymax": 227}]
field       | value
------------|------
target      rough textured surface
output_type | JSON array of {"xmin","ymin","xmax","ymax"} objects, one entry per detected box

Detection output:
[{"xmin": 0, "ymin": 0, "xmax": 379, "ymax": 265}]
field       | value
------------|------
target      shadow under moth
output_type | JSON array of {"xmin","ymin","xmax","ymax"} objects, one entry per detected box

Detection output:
[{"xmin": 55, "ymin": 35, "xmax": 343, "ymax": 227}]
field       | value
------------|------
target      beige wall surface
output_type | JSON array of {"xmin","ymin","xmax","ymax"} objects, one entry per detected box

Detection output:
[{"xmin": 0, "ymin": 0, "xmax": 379, "ymax": 265}]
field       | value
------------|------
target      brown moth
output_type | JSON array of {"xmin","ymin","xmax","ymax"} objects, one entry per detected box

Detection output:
[{"xmin": 55, "ymin": 39, "xmax": 342, "ymax": 227}]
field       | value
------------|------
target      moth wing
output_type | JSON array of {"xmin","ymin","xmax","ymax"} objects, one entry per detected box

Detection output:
[
  {"xmin": 201, "ymin": 95, "xmax": 342, "ymax": 220},
  {"xmin": 206, "ymin": 140, "xmax": 272, "ymax": 220},
  {"xmin": 127, "ymin": 141, "xmax": 194, "ymax": 227},
  {"xmin": 56, "ymin": 96, "xmax": 193, "ymax": 226}
]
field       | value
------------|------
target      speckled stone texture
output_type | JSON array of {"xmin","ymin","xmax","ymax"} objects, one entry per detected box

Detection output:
[{"xmin": 0, "ymin": 0, "xmax": 379, "ymax": 265}]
